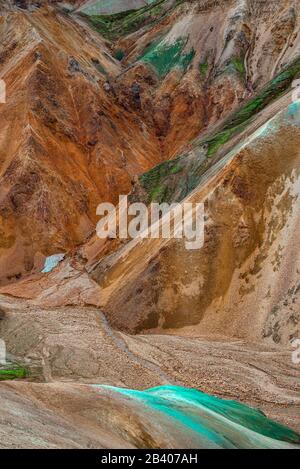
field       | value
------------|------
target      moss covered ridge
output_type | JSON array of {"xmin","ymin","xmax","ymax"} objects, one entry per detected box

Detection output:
[
  {"xmin": 138, "ymin": 56, "xmax": 300, "ymax": 203},
  {"xmin": 81, "ymin": 0, "xmax": 184, "ymax": 41},
  {"xmin": 203, "ymin": 56, "xmax": 300, "ymax": 155}
]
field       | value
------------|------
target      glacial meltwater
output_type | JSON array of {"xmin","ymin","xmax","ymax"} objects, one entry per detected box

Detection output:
[{"xmin": 94, "ymin": 385, "xmax": 300, "ymax": 449}]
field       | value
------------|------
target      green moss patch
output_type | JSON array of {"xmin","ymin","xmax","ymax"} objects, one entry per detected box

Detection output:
[
  {"xmin": 140, "ymin": 37, "xmax": 195, "ymax": 79},
  {"xmin": 0, "ymin": 364, "xmax": 28, "ymax": 381},
  {"xmin": 231, "ymin": 56, "xmax": 245, "ymax": 76},
  {"xmin": 202, "ymin": 56, "xmax": 300, "ymax": 155},
  {"xmin": 220, "ymin": 56, "xmax": 246, "ymax": 81},
  {"xmin": 199, "ymin": 60, "xmax": 208, "ymax": 78},
  {"xmin": 140, "ymin": 158, "xmax": 183, "ymax": 202}
]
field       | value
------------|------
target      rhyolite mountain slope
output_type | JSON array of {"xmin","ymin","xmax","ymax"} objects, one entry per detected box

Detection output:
[
  {"xmin": 1, "ymin": 0, "xmax": 300, "ymax": 283},
  {"xmin": 0, "ymin": 2, "xmax": 162, "ymax": 284},
  {"xmin": 0, "ymin": 0, "xmax": 300, "ymax": 449},
  {"xmin": 80, "ymin": 0, "xmax": 300, "ymax": 156}
]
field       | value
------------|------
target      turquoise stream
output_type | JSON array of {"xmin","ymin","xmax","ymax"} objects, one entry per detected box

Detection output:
[{"xmin": 94, "ymin": 385, "xmax": 300, "ymax": 449}]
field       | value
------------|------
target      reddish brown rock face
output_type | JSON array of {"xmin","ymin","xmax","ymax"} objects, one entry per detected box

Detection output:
[
  {"xmin": 1, "ymin": 0, "xmax": 300, "ymax": 331},
  {"xmin": 0, "ymin": 4, "xmax": 163, "ymax": 283}
]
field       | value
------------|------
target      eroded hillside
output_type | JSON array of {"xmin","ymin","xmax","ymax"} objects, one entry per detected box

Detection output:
[
  {"xmin": 0, "ymin": 0, "xmax": 300, "ymax": 449},
  {"xmin": 2, "ymin": 0, "xmax": 300, "ymax": 284}
]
